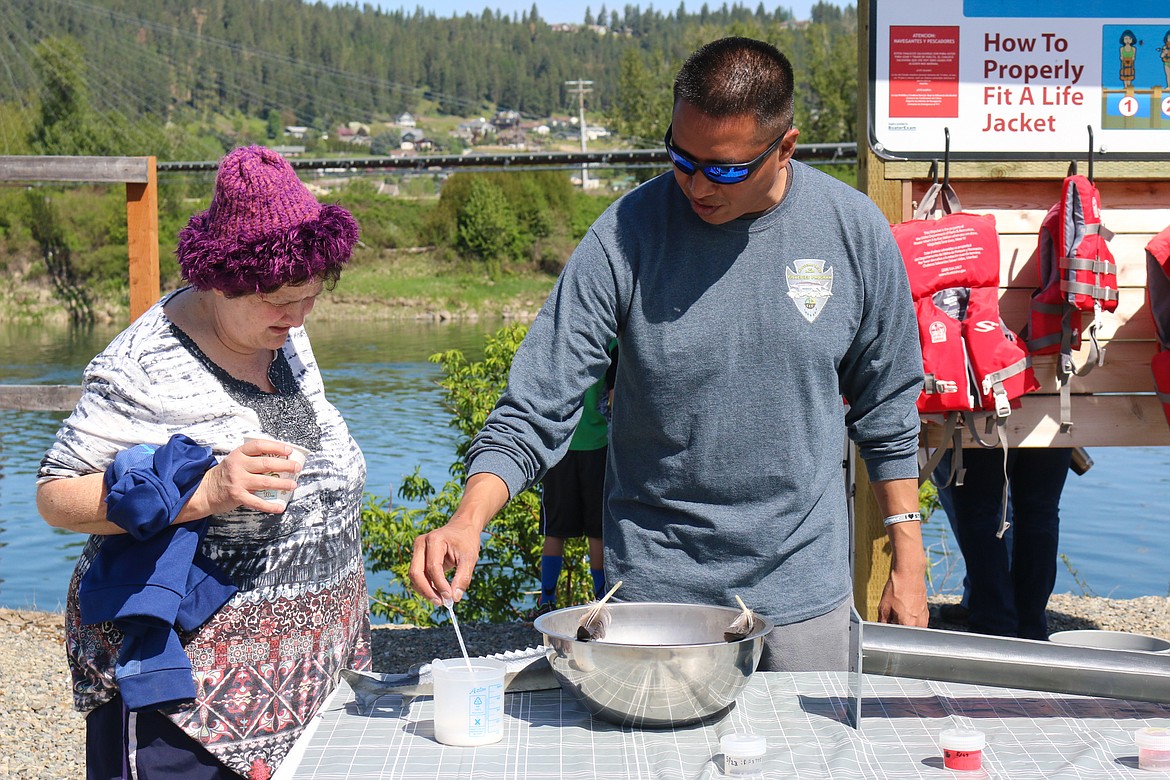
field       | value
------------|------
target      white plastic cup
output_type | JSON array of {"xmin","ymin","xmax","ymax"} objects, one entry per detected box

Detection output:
[
  {"xmin": 721, "ymin": 732, "xmax": 766, "ymax": 775},
  {"xmin": 1136, "ymin": 726, "xmax": 1170, "ymax": 770},
  {"xmin": 242, "ymin": 434, "xmax": 309, "ymax": 504},
  {"xmin": 1049, "ymin": 629, "xmax": 1170, "ymax": 653},
  {"xmin": 431, "ymin": 657, "xmax": 505, "ymax": 746}
]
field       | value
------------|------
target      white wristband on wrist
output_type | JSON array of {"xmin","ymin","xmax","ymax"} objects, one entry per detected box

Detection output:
[{"xmin": 883, "ymin": 511, "xmax": 923, "ymax": 528}]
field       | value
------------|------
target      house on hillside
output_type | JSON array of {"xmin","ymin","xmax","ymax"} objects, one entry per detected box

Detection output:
[
  {"xmin": 395, "ymin": 112, "xmax": 416, "ymax": 128},
  {"xmin": 336, "ymin": 125, "xmax": 372, "ymax": 147},
  {"xmin": 400, "ymin": 129, "xmax": 434, "ymax": 151},
  {"xmin": 492, "ymin": 110, "xmax": 520, "ymax": 130},
  {"xmin": 497, "ymin": 128, "xmax": 527, "ymax": 148},
  {"xmin": 584, "ymin": 124, "xmax": 610, "ymax": 141},
  {"xmin": 284, "ymin": 126, "xmax": 309, "ymax": 139},
  {"xmin": 454, "ymin": 117, "xmax": 492, "ymax": 143}
]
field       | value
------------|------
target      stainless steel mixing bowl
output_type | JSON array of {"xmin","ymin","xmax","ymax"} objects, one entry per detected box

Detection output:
[{"xmin": 533, "ymin": 602, "xmax": 774, "ymax": 728}]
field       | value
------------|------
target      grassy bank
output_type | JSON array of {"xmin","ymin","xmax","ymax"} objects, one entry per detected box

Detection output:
[
  {"xmin": 0, "ymin": 246, "xmax": 563, "ymax": 325},
  {"xmin": 0, "ymin": 170, "xmax": 615, "ymax": 325},
  {"xmin": 315, "ymin": 247, "xmax": 560, "ymax": 321}
]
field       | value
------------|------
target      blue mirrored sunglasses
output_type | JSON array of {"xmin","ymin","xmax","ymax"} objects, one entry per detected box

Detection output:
[{"xmin": 663, "ymin": 125, "xmax": 787, "ymax": 185}]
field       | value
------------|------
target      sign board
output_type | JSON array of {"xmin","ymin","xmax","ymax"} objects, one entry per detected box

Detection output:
[{"xmin": 869, "ymin": 1, "xmax": 1170, "ymax": 159}]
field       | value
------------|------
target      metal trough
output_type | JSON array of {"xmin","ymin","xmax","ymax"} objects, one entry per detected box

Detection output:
[{"xmin": 862, "ymin": 622, "xmax": 1170, "ymax": 705}]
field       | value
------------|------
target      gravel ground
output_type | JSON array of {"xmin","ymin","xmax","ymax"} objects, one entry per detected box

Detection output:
[{"xmin": 4, "ymin": 595, "xmax": 1169, "ymax": 780}]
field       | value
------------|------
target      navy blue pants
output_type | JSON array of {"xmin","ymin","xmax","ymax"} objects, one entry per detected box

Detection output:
[
  {"xmin": 948, "ymin": 447, "xmax": 1071, "ymax": 640},
  {"xmin": 86, "ymin": 696, "xmax": 244, "ymax": 779}
]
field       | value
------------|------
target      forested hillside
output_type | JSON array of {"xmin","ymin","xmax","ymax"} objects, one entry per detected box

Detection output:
[{"xmin": 0, "ymin": 0, "xmax": 857, "ymax": 159}]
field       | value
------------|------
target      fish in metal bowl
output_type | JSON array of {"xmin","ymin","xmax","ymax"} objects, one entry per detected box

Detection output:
[{"xmin": 533, "ymin": 602, "xmax": 774, "ymax": 728}]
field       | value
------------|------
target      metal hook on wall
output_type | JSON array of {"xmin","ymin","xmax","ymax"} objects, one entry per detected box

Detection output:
[
  {"xmin": 1086, "ymin": 125, "xmax": 1095, "ymax": 183},
  {"xmin": 1068, "ymin": 126, "xmax": 1095, "ymax": 180},
  {"xmin": 942, "ymin": 127, "xmax": 951, "ymax": 189}
]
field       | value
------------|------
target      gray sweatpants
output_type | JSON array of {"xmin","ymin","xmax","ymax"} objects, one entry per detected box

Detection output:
[{"xmin": 758, "ymin": 598, "xmax": 852, "ymax": 672}]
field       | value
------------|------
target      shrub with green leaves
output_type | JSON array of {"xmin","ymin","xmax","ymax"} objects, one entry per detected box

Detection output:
[
  {"xmin": 336, "ymin": 179, "xmax": 430, "ymax": 250},
  {"xmin": 361, "ymin": 322, "xmax": 596, "ymax": 625},
  {"xmin": 455, "ymin": 177, "xmax": 522, "ymax": 276},
  {"xmin": 425, "ymin": 170, "xmax": 583, "ymax": 273}
]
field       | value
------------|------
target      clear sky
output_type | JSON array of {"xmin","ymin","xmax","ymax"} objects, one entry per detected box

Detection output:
[{"xmin": 350, "ymin": 1, "xmax": 819, "ymax": 26}]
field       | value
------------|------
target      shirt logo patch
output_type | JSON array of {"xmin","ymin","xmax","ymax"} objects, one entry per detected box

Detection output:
[{"xmin": 785, "ymin": 259, "xmax": 833, "ymax": 323}]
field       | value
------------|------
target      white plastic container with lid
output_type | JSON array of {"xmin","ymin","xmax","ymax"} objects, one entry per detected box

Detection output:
[
  {"xmin": 939, "ymin": 726, "xmax": 985, "ymax": 771},
  {"xmin": 720, "ymin": 732, "xmax": 766, "ymax": 776},
  {"xmin": 242, "ymin": 434, "xmax": 310, "ymax": 504},
  {"xmin": 1136, "ymin": 726, "xmax": 1170, "ymax": 770}
]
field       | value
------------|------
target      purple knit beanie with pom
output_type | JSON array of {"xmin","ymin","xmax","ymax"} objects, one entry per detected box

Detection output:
[{"xmin": 176, "ymin": 145, "xmax": 358, "ymax": 296}]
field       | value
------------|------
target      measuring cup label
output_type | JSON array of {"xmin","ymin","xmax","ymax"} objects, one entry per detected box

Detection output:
[{"xmin": 467, "ymin": 682, "xmax": 503, "ymax": 736}]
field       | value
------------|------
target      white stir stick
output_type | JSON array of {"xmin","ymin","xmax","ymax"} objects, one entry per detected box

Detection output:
[{"xmin": 443, "ymin": 597, "xmax": 474, "ymax": 671}]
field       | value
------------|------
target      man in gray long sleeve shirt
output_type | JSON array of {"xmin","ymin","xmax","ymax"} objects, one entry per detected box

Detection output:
[{"xmin": 411, "ymin": 37, "xmax": 928, "ymax": 671}]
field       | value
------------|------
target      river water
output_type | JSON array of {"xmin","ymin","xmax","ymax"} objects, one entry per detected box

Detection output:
[{"xmin": 1, "ymin": 318, "xmax": 1167, "ymax": 615}]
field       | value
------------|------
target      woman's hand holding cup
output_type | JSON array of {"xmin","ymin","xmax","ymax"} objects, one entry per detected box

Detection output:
[{"xmin": 179, "ymin": 435, "xmax": 308, "ymax": 520}]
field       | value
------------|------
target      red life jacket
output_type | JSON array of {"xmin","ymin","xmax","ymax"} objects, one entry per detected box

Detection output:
[
  {"xmin": 896, "ymin": 182, "xmax": 1038, "ymax": 514},
  {"xmin": 895, "ymin": 183, "xmax": 1038, "ymax": 420},
  {"xmin": 1023, "ymin": 174, "xmax": 1119, "ymax": 432},
  {"xmin": 1146, "ymin": 226, "xmax": 1170, "ymax": 430}
]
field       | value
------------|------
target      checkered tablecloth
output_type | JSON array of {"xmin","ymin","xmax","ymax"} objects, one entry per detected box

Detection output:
[{"xmin": 285, "ymin": 671, "xmax": 1170, "ymax": 779}]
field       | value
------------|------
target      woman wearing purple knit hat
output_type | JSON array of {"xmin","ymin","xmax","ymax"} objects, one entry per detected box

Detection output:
[{"xmin": 37, "ymin": 145, "xmax": 368, "ymax": 779}]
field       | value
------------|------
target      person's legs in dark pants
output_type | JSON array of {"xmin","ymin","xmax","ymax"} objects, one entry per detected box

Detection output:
[
  {"xmin": 87, "ymin": 695, "xmax": 244, "ymax": 779},
  {"xmin": 1008, "ymin": 447, "xmax": 1071, "ymax": 640},
  {"xmin": 931, "ymin": 451, "xmax": 970, "ymax": 622},
  {"xmin": 950, "ymin": 448, "xmax": 1018, "ymax": 637}
]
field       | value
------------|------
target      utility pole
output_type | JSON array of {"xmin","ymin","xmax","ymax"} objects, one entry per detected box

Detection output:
[{"xmin": 564, "ymin": 79, "xmax": 593, "ymax": 188}]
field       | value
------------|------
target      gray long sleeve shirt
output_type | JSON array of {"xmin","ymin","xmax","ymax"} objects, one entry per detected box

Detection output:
[{"xmin": 468, "ymin": 162, "xmax": 922, "ymax": 625}]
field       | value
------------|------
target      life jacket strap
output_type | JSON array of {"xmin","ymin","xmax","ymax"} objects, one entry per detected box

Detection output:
[
  {"xmin": 994, "ymin": 423, "xmax": 1011, "ymax": 539},
  {"xmin": 1062, "ymin": 255, "xmax": 1118, "ymax": 276},
  {"xmin": 912, "ymin": 181, "xmax": 963, "ymax": 220},
  {"xmin": 960, "ymin": 412, "xmax": 1011, "ymax": 536},
  {"xmin": 918, "ymin": 413, "xmax": 966, "ymax": 488},
  {"xmin": 1074, "ymin": 316, "xmax": 1107, "ymax": 378},
  {"xmin": 1082, "ymin": 222, "xmax": 1116, "ymax": 241},
  {"xmin": 1061, "ymin": 278, "xmax": 1120, "ymax": 302},
  {"xmin": 923, "ymin": 374, "xmax": 960, "ymax": 396},
  {"xmin": 980, "ymin": 357, "xmax": 1029, "ymax": 399}
]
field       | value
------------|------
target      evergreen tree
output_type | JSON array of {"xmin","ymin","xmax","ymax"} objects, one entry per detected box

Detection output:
[
  {"xmin": 29, "ymin": 38, "xmax": 109, "ymax": 156},
  {"xmin": 2, "ymin": 0, "xmax": 857, "ymax": 154},
  {"xmin": 609, "ymin": 48, "xmax": 670, "ymax": 145}
]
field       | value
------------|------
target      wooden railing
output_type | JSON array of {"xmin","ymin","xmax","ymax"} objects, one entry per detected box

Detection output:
[{"xmin": 0, "ymin": 155, "xmax": 159, "ymax": 411}]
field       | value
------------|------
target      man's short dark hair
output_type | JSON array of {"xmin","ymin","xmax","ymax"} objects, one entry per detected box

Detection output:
[{"xmin": 673, "ymin": 37, "xmax": 794, "ymax": 134}]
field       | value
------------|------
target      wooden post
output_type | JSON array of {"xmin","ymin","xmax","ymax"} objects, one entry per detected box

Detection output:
[
  {"xmin": 852, "ymin": 464, "xmax": 894, "ymax": 620},
  {"xmin": 125, "ymin": 157, "xmax": 160, "ymax": 321},
  {"xmin": 853, "ymin": 0, "xmax": 894, "ymax": 621},
  {"xmin": 0, "ymin": 154, "xmax": 159, "ymax": 323}
]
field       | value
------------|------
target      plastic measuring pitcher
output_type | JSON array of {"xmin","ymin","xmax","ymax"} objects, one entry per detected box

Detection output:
[{"xmin": 431, "ymin": 657, "xmax": 505, "ymax": 746}]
